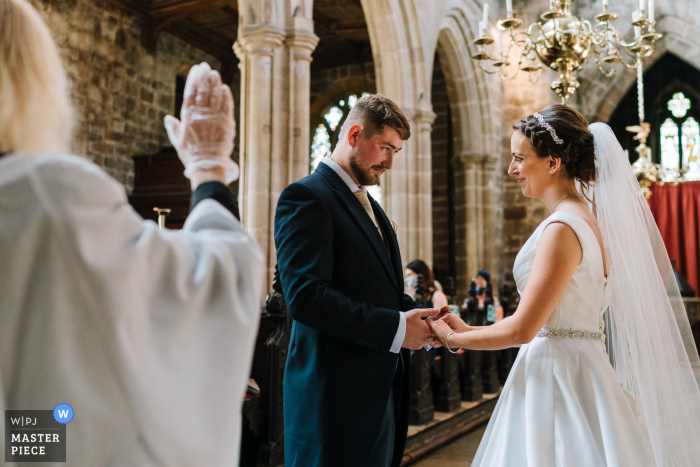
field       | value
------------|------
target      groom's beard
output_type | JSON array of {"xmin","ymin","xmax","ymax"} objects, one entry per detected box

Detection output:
[{"xmin": 349, "ymin": 153, "xmax": 381, "ymax": 186}]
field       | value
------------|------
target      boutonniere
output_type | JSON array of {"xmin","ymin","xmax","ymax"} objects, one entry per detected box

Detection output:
[{"xmin": 390, "ymin": 220, "xmax": 399, "ymax": 234}]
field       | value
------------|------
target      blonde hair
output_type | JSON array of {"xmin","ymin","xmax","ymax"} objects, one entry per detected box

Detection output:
[{"xmin": 0, "ymin": 0, "xmax": 73, "ymax": 154}]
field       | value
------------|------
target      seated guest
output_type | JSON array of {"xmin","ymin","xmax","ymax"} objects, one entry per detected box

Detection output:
[
  {"xmin": 0, "ymin": 1, "xmax": 262, "ymax": 465},
  {"xmin": 405, "ymin": 260, "xmax": 449, "ymax": 309}
]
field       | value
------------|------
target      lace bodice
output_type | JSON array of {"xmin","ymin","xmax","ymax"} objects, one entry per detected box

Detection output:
[{"xmin": 513, "ymin": 212, "xmax": 611, "ymax": 337}]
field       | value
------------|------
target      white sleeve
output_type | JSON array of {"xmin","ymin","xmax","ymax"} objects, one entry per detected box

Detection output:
[
  {"xmin": 32, "ymin": 158, "xmax": 264, "ymax": 465},
  {"xmin": 390, "ymin": 312, "xmax": 406, "ymax": 353}
]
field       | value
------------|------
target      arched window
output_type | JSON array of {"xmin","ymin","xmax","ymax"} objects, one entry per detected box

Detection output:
[
  {"xmin": 310, "ymin": 93, "xmax": 382, "ymax": 204},
  {"xmin": 659, "ymin": 92, "xmax": 700, "ymax": 180},
  {"xmin": 608, "ymin": 54, "xmax": 700, "ymax": 183}
]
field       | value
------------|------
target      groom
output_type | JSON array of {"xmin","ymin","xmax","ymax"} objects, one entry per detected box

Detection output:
[{"xmin": 275, "ymin": 94, "xmax": 444, "ymax": 466}]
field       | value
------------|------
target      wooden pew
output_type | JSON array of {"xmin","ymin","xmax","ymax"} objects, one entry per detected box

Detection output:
[{"xmin": 241, "ymin": 266, "xmax": 289, "ymax": 467}]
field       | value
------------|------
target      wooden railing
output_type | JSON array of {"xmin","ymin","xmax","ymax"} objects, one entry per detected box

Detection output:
[{"xmin": 240, "ymin": 268, "xmax": 519, "ymax": 466}]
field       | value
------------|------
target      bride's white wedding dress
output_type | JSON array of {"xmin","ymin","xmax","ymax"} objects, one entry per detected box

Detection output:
[{"xmin": 471, "ymin": 211, "xmax": 654, "ymax": 466}]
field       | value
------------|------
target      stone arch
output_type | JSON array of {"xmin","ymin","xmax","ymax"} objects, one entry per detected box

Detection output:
[
  {"xmin": 359, "ymin": 0, "xmax": 502, "ymax": 275},
  {"xmin": 431, "ymin": 4, "xmax": 503, "ymax": 295},
  {"xmin": 360, "ymin": 0, "xmax": 432, "ymax": 266}
]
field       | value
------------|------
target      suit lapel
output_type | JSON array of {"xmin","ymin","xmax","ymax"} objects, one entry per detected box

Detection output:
[
  {"xmin": 370, "ymin": 196, "xmax": 405, "ymax": 296},
  {"xmin": 315, "ymin": 163, "xmax": 401, "ymax": 295},
  {"xmin": 333, "ymin": 190, "xmax": 400, "ymax": 295}
]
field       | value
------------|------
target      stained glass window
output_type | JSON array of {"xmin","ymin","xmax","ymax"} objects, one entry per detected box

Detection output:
[
  {"xmin": 668, "ymin": 92, "xmax": 691, "ymax": 118},
  {"xmin": 325, "ymin": 107, "xmax": 343, "ymax": 131},
  {"xmin": 310, "ymin": 93, "xmax": 382, "ymax": 204},
  {"xmin": 682, "ymin": 117, "xmax": 700, "ymax": 180},
  {"xmin": 658, "ymin": 91, "xmax": 700, "ymax": 179},
  {"xmin": 660, "ymin": 118, "xmax": 679, "ymax": 170},
  {"xmin": 311, "ymin": 124, "xmax": 331, "ymax": 172}
]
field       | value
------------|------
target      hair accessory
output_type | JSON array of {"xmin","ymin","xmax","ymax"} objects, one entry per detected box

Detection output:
[{"xmin": 533, "ymin": 112, "xmax": 565, "ymax": 145}]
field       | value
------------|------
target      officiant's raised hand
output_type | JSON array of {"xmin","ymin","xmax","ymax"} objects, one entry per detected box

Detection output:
[{"xmin": 164, "ymin": 62, "xmax": 239, "ymax": 187}]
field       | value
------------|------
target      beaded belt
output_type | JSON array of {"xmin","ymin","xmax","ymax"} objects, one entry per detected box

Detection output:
[{"xmin": 536, "ymin": 327, "xmax": 604, "ymax": 342}]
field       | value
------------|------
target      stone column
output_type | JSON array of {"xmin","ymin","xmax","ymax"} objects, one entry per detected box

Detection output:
[
  {"xmin": 234, "ymin": 28, "xmax": 286, "ymax": 292},
  {"xmin": 285, "ymin": 31, "xmax": 319, "ymax": 184},
  {"xmin": 234, "ymin": 16, "xmax": 318, "ymax": 293},
  {"xmin": 414, "ymin": 110, "xmax": 435, "ymax": 267},
  {"xmin": 452, "ymin": 152, "xmax": 487, "ymax": 294},
  {"xmin": 386, "ymin": 109, "xmax": 435, "ymax": 268},
  {"xmin": 482, "ymin": 156, "xmax": 499, "ymax": 288}
]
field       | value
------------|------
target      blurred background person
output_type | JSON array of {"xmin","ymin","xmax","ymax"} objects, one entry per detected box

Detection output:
[
  {"xmin": 474, "ymin": 269, "xmax": 504, "ymax": 322},
  {"xmin": 405, "ymin": 260, "xmax": 449, "ymax": 309},
  {"xmin": 0, "ymin": 1, "xmax": 262, "ymax": 466}
]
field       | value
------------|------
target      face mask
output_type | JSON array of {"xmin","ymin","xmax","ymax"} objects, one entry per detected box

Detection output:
[
  {"xmin": 476, "ymin": 286, "xmax": 485, "ymax": 295},
  {"xmin": 405, "ymin": 277, "xmax": 417, "ymax": 288}
]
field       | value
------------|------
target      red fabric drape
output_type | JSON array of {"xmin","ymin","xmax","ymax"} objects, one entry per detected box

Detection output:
[{"xmin": 649, "ymin": 181, "xmax": 700, "ymax": 297}]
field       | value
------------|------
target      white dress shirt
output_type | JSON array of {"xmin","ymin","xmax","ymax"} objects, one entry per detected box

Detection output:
[{"xmin": 320, "ymin": 157, "xmax": 406, "ymax": 353}]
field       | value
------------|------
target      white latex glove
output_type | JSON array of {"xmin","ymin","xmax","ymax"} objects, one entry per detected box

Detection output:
[{"xmin": 164, "ymin": 62, "xmax": 239, "ymax": 184}]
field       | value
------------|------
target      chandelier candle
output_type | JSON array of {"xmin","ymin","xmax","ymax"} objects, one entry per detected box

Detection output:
[
  {"xmin": 506, "ymin": 0, "xmax": 512, "ymax": 17},
  {"xmin": 483, "ymin": 3, "xmax": 489, "ymax": 26},
  {"xmin": 648, "ymin": 0, "xmax": 654, "ymax": 22}
]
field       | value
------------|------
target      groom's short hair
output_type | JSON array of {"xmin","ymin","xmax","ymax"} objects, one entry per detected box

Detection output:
[{"xmin": 342, "ymin": 94, "xmax": 411, "ymax": 141}]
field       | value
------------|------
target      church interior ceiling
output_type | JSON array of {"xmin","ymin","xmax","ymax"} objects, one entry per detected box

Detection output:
[{"xmin": 106, "ymin": 0, "xmax": 239, "ymax": 61}]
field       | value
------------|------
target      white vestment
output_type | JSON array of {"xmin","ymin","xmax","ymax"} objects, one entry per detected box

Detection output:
[{"xmin": 0, "ymin": 154, "xmax": 264, "ymax": 466}]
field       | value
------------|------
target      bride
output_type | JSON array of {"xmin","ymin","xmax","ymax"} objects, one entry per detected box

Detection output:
[{"xmin": 428, "ymin": 105, "xmax": 700, "ymax": 466}]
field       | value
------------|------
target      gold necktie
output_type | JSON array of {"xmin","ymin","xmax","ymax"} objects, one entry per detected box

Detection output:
[{"xmin": 354, "ymin": 191, "xmax": 384, "ymax": 241}]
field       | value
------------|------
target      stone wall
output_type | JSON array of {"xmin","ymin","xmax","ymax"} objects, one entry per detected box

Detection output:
[
  {"xmin": 30, "ymin": 0, "xmax": 225, "ymax": 191},
  {"xmin": 500, "ymin": 0, "xmax": 558, "ymax": 285}
]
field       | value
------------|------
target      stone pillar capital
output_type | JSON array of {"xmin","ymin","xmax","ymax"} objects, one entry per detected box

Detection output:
[
  {"xmin": 453, "ymin": 151, "xmax": 488, "ymax": 166},
  {"xmin": 285, "ymin": 30, "xmax": 320, "ymax": 61},
  {"xmin": 414, "ymin": 109, "xmax": 437, "ymax": 126},
  {"xmin": 483, "ymin": 156, "xmax": 499, "ymax": 169},
  {"xmin": 234, "ymin": 26, "xmax": 286, "ymax": 58}
]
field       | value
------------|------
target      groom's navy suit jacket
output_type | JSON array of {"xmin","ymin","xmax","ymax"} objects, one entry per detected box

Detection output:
[{"xmin": 274, "ymin": 162, "xmax": 419, "ymax": 467}]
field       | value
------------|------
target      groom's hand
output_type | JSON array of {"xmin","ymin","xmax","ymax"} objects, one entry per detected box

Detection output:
[{"xmin": 402, "ymin": 308, "xmax": 440, "ymax": 350}]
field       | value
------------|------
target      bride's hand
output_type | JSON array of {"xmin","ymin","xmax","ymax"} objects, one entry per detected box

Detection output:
[
  {"xmin": 427, "ymin": 320, "xmax": 454, "ymax": 346},
  {"xmin": 439, "ymin": 312, "xmax": 471, "ymax": 333}
]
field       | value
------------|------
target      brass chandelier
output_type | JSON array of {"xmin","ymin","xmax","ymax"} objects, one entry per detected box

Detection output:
[{"xmin": 471, "ymin": 0, "xmax": 663, "ymax": 104}]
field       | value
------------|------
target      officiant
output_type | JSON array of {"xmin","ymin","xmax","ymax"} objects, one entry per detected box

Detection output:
[{"xmin": 0, "ymin": 1, "xmax": 263, "ymax": 466}]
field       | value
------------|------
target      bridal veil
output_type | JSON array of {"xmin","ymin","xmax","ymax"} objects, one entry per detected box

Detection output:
[{"xmin": 588, "ymin": 122, "xmax": 700, "ymax": 465}]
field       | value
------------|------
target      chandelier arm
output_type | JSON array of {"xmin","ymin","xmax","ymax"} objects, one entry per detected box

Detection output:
[
  {"xmin": 590, "ymin": 22, "xmax": 611, "ymax": 45},
  {"xmin": 528, "ymin": 67, "xmax": 541, "ymax": 84},
  {"xmin": 499, "ymin": 67, "xmax": 522, "ymax": 81},
  {"xmin": 510, "ymin": 31, "xmax": 530, "ymax": 47},
  {"xmin": 613, "ymin": 30, "xmax": 642, "ymax": 55},
  {"xmin": 527, "ymin": 22, "xmax": 548, "ymax": 46},
  {"xmin": 594, "ymin": 52, "xmax": 616, "ymax": 78},
  {"xmin": 479, "ymin": 60, "xmax": 504, "ymax": 75},
  {"xmin": 581, "ymin": 19, "xmax": 595, "ymax": 38},
  {"xmin": 618, "ymin": 55, "xmax": 640, "ymax": 69}
]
